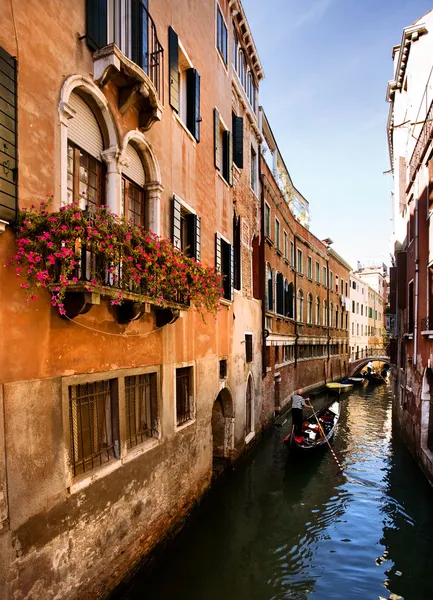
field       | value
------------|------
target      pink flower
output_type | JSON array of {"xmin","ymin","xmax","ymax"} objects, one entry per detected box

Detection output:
[{"xmin": 20, "ymin": 283, "xmax": 30, "ymax": 289}]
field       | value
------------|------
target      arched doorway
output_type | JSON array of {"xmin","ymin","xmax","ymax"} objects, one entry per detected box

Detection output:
[{"xmin": 212, "ymin": 388, "xmax": 234, "ymax": 474}]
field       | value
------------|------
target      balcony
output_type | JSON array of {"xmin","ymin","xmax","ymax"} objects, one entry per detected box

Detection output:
[
  {"xmin": 409, "ymin": 97, "xmax": 433, "ymax": 185},
  {"xmin": 85, "ymin": 0, "xmax": 163, "ymax": 130},
  {"xmin": 421, "ymin": 317, "xmax": 433, "ymax": 337}
]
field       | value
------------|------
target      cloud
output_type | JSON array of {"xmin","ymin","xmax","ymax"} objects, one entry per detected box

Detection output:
[{"xmin": 289, "ymin": 0, "xmax": 338, "ymax": 30}]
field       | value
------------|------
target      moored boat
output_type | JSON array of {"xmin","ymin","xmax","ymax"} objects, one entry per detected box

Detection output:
[
  {"xmin": 326, "ymin": 382, "xmax": 353, "ymax": 393},
  {"xmin": 365, "ymin": 371, "xmax": 386, "ymax": 385},
  {"xmin": 348, "ymin": 377, "xmax": 365, "ymax": 385},
  {"xmin": 283, "ymin": 401, "xmax": 340, "ymax": 451}
]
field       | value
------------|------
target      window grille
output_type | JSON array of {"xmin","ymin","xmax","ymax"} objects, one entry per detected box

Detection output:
[
  {"xmin": 125, "ymin": 374, "xmax": 158, "ymax": 449},
  {"xmin": 69, "ymin": 379, "xmax": 119, "ymax": 477},
  {"xmin": 245, "ymin": 334, "xmax": 253, "ymax": 363},
  {"xmin": 219, "ymin": 359, "xmax": 227, "ymax": 379},
  {"xmin": 176, "ymin": 367, "xmax": 193, "ymax": 426}
]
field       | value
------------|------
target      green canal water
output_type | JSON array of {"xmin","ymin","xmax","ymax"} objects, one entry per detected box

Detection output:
[{"xmin": 116, "ymin": 383, "xmax": 433, "ymax": 600}]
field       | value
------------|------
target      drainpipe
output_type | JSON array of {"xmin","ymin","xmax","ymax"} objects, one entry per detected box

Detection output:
[
  {"xmin": 259, "ymin": 164, "xmax": 267, "ymax": 378},
  {"xmin": 414, "ymin": 192, "xmax": 419, "ymax": 366},
  {"xmin": 327, "ymin": 253, "xmax": 331, "ymax": 377}
]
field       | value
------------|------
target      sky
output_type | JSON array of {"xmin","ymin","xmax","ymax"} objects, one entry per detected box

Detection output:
[{"xmin": 242, "ymin": 0, "xmax": 433, "ymax": 269}]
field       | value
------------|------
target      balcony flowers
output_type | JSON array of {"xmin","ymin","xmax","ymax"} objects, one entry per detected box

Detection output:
[{"xmin": 9, "ymin": 201, "xmax": 223, "ymax": 317}]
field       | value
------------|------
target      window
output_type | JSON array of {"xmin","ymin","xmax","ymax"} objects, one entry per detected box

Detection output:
[
  {"xmin": 172, "ymin": 195, "xmax": 201, "ymax": 260},
  {"xmin": 315, "ymin": 261, "xmax": 320, "ymax": 283},
  {"xmin": 284, "ymin": 280, "xmax": 294, "ymax": 319},
  {"xmin": 284, "ymin": 231, "xmax": 288, "ymax": 260},
  {"xmin": 323, "ymin": 266, "xmax": 327, "ymax": 286},
  {"xmin": 297, "ymin": 249, "xmax": 303, "ymax": 273},
  {"xmin": 352, "ymin": 300, "xmax": 355, "ymax": 312},
  {"xmin": 357, "ymin": 323, "xmax": 359, "ymax": 335},
  {"xmin": 232, "ymin": 24, "xmax": 238, "ymax": 70},
  {"xmin": 0, "ymin": 46, "xmax": 17, "ymax": 221},
  {"xmin": 69, "ymin": 379, "xmax": 119, "ymax": 477},
  {"xmin": 352, "ymin": 322, "xmax": 354, "ymax": 335},
  {"xmin": 214, "ymin": 109, "xmax": 232, "ymax": 184},
  {"xmin": 219, "ymin": 359, "xmax": 227, "ymax": 379},
  {"xmin": 361, "ymin": 305, "xmax": 363, "ymax": 316},
  {"xmin": 245, "ymin": 334, "xmax": 253, "ymax": 362},
  {"xmin": 232, "ymin": 112, "xmax": 244, "ymax": 169},
  {"xmin": 335, "ymin": 308, "xmax": 339, "ymax": 329},
  {"xmin": 250, "ymin": 145, "xmax": 258, "ymax": 193},
  {"xmin": 276, "ymin": 272, "xmax": 284, "ymax": 314},
  {"xmin": 316, "ymin": 297, "xmax": 320, "ymax": 325},
  {"xmin": 345, "ymin": 282, "xmax": 348, "ymax": 296},
  {"xmin": 67, "ymin": 141, "xmax": 103, "ymax": 211},
  {"xmin": 245, "ymin": 376, "xmax": 253, "ymax": 435},
  {"xmin": 264, "ymin": 203, "xmax": 271, "ymax": 237},
  {"xmin": 247, "ymin": 72, "xmax": 256, "ymax": 111},
  {"xmin": 352, "ymin": 281, "xmax": 356, "ymax": 290},
  {"xmin": 329, "ymin": 271, "xmax": 333, "ymax": 290},
  {"xmin": 307, "ymin": 256, "xmax": 312, "ymax": 279},
  {"xmin": 176, "ymin": 367, "xmax": 193, "ymax": 426},
  {"xmin": 297, "ymin": 289, "xmax": 304, "ymax": 322},
  {"xmin": 169, "ymin": 28, "xmax": 201, "ymax": 141},
  {"xmin": 275, "ymin": 219, "xmax": 280, "ymax": 250},
  {"xmin": 323, "ymin": 300, "xmax": 328, "ymax": 326},
  {"xmin": 216, "ymin": 6, "xmax": 228, "ymax": 64},
  {"xmin": 356, "ymin": 302, "xmax": 359, "ymax": 314},
  {"xmin": 216, "ymin": 233, "xmax": 233, "ymax": 300},
  {"xmin": 266, "ymin": 264, "xmax": 274, "ymax": 311},
  {"xmin": 330, "ymin": 302, "xmax": 333, "ymax": 327},
  {"xmin": 125, "ymin": 374, "xmax": 158, "ymax": 449},
  {"xmin": 290, "ymin": 241, "xmax": 294, "ymax": 266},
  {"xmin": 307, "ymin": 293, "xmax": 313, "ymax": 324}
]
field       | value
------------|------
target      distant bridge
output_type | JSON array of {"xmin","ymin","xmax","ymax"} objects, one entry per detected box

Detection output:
[{"xmin": 348, "ymin": 355, "xmax": 390, "ymax": 377}]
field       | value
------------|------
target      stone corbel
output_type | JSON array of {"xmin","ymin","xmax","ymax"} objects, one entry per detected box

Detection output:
[{"xmin": 0, "ymin": 220, "xmax": 8, "ymax": 234}]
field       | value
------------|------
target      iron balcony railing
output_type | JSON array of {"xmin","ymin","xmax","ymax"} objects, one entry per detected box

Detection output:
[
  {"xmin": 87, "ymin": 0, "xmax": 164, "ymax": 101},
  {"xmin": 409, "ymin": 97, "xmax": 433, "ymax": 183},
  {"xmin": 51, "ymin": 242, "xmax": 189, "ymax": 308},
  {"xmin": 421, "ymin": 316, "xmax": 432, "ymax": 332}
]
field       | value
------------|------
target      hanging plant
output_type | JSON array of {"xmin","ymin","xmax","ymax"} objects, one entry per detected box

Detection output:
[{"xmin": 7, "ymin": 201, "xmax": 223, "ymax": 317}]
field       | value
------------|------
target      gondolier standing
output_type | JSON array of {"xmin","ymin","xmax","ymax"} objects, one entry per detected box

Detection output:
[{"xmin": 292, "ymin": 389, "xmax": 311, "ymax": 435}]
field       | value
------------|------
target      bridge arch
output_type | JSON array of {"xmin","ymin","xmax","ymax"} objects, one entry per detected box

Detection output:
[{"xmin": 349, "ymin": 356, "xmax": 390, "ymax": 376}]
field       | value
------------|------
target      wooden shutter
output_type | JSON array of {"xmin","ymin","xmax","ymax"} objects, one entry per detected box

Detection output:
[
  {"xmin": 232, "ymin": 114, "xmax": 244, "ymax": 169},
  {"xmin": 396, "ymin": 251, "xmax": 407, "ymax": 310},
  {"xmin": 131, "ymin": 0, "xmax": 147, "ymax": 72},
  {"xmin": 169, "ymin": 27, "xmax": 179, "ymax": 112},
  {"xmin": 195, "ymin": 215, "xmax": 201, "ymax": 262},
  {"xmin": 123, "ymin": 144, "xmax": 145, "ymax": 186},
  {"xmin": 0, "ymin": 46, "xmax": 17, "ymax": 222},
  {"xmin": 230, "ymin": 244, "xmax": 234, "ymax": 301},
  {"xmin": 222, "ymin": 130, "xmax": 230, "ymax": 182},
  {"xmin": 215, "ymin": 233, "xmax": 222, "ymax": 273},
  {"xmin": 227, "ymin": 131, "xmax": 233, "ymax": 185},
  {"xmin": 214, "ymin": 108, "xmax": 221, "ymax": 171},
  {"xmin": 172, "ymin": 196, "xmax": 182, "ymax": 249},
  {"xmin": 68, "ymin": 93, "xmax": 103, "ymax": 159},
  {"xmin": 186, "ymin": 69, "xmax": 200, "ymax": 141},
  {"xmin": 186, "ymin": 213, "xmax": 201, "ymax": 261},
  {"xmin": 86, "ymin": 0, "xmax": 107, "ymax": 51}
]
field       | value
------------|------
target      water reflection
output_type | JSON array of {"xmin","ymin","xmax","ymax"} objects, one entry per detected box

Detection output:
[{"xmin": 115, "ymin": 384, "xmax": 433, "ymax": 600}]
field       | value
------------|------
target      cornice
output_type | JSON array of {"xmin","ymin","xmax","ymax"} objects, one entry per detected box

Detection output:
[{"xmin": 229, "ymin": 0, "xmax": 264, "ymax": 82}]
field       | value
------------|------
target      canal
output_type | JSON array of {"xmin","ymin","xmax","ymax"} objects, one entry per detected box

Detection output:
[{"xmin": 115, "ymin": 383, "xmax": 433, "ymax": 600}]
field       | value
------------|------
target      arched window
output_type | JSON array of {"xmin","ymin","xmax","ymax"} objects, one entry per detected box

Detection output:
[
  {"xmin": 67, "ymin": 92, "xmax": 104, "ymax": 211},
  {"xmin": 316, "ymin": 296, "xmax": 320, "ymax": 325},
  {"xmin": 323, "ymin": 300, "xmax": 327, "ymax": 326},
  {"xmin": 307, "ymin": 293, "xmax": 313, "ymax": 324},
  {"xmin": 284, "ymin": 279, "xmax": 294, "ymax": 319},
  {"xmin": 276, "ymin": 272, "xmax": 284, "ymax": 315},
  {"xmin": 245, "ymin": 376, "xmax": 253, "ymax": 435},
  {"xmin": 266, "ymin": 264, "xmax": 274, "ymax": 311},
  {"xmin": 297, "ymin": 289, "xmax": 304, "ymax": 322},
  {"xmin": 335, "ymin": 307, "xmax": 339, "ymax": 330},
  {"xmin": 330, "ymin": 302, "xmax": 334, "ymax": 327},
  {"xmin": 121, "ymin": 143, "xmax": 145, "ymax": 226}
]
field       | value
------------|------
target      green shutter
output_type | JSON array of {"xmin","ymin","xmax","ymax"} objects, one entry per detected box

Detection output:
[
  {"xmin": 232, "ymin": 114, "xmax": 243, "ymax": 168},
  {"xmin": 169, "ymin": 27, "xmax": 179, "ymax": 112},
  {"xmin": 186, "ymin": 69, "xmax": 200, "ymax": 141},
  {"xmin": 214, "ymin": 108, "xmax": 221, "ymax": 171},
  {"xmin": 0, "ymin": 46, "xmax": 17, "ymax": 222},
  {"xmin": 86, "ymin": 0, "xmax": 107, "ymax": 51},
  {"xmin": 172, "ymin": 196, "xmax": 181, "ymax": 249},
  {"xmin": 186, "ymin": 213, "xmax": 201, "ymax": 261}
]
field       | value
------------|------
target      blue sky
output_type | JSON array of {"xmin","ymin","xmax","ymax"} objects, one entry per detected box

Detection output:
[{"xmin": 242, "ymin": 0, "xmax": 432, "ymax": 269}]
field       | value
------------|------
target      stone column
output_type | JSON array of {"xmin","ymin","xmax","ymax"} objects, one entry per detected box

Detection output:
[
  {"xmin": 101, "ymin": 147, "xmax": 122, "ymax": 215},
  {"xmin": 145, "ymin": 182, "xmax": 163, "ymax": 236}
]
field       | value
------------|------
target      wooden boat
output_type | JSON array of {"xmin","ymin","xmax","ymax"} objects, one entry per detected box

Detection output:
[
  {"xmin": 326, "ymin": 382, "xmax": 353, "ymax": 393},
  {"xmin": 365, "ymin": 371, "xmax": 386, "ymax": 385},
  {"xmin": 283, "ymin": 401, "xmax": 340, "ymax": 451}
]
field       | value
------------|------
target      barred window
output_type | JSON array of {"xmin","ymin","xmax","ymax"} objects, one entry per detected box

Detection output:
[
  {"xmin": 125, "ymin": 374, "xmax": 158, "ymax": 449},
  {"xmin": 69, "ymin": 379, "xmax": 119, "ymax": 477},
  {"xmin": 245, "ymin": 334, "xmax": 253, "ymax": 362},
  {"xmin": 176, "ymin": 367, "xmax": 193, "ymax": 426}
]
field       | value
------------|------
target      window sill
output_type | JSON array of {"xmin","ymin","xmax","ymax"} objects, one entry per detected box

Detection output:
[
  {"xmin": 217, "ymin": 170, "xmax": 231, "ymax": 188},
  {"xmin": 173, "ymin": 112, "xmax": 197, "ymax": 145},
  {"xmin": 68, "ymin": 458, "xmax": 122, "ymax": 495},
  {"xmin": 122, "ymin": 438, "xmax": 160, "ymax": 465},
  {"xmin": 307, "ymin": 277, "xmax": 313, "ymax": 282},
  {"xmin": 275, "ymin": 248, "xmax": 283, "ymax": 257},
  {"xmin": 245, "ymin": 431, "xmax": 255, "ymax": 444},
  {"xmin": 220, "ymin": 298, "xmax": 233, "ymax": 307},
  {"xmin": 297, "ymin": 272, "xmax": 304, "ymax": 277},
  {"xmin": 175, "ymin": 418, "xmax": 196, "ymax": 433},
  {"xmin": 216, "ymin": 48, "xmax": 229, "ymax": 72},
  {"xmin": 265, "ymin": 236, "xmax": 274, "ymax": 247}
]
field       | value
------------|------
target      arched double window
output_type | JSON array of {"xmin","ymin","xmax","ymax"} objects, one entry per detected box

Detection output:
[
  {"xmin": 297, "ymin": 289, "xmax": 304, "ymax": 322},
  {"xmin": 284, "ymin": 279, "xmax": 294, "ymax": 319},
  {"xmin": 316, "ymin": 296, "xmax": 320, "ymax": 325},
  {"xmin": 307, "ymin": 293, "xmax": 313, "ymax": 324},
  {"xmin": 121, "ymin": 143, "xmax": 146, "ymax": 226}
]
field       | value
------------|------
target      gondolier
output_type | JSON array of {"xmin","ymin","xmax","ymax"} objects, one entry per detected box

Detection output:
[{"xmin": 291, "ymin": 389, "xmax": 311, "ymax": 435}]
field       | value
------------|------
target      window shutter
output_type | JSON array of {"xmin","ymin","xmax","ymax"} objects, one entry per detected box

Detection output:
[
  {"xmin": 68, "ymin": 93, "xmax": 103, "ymax": 159},
  {"xmin": 230, "ymin": 244, "xmax": 234, "ymax": 301},
  {"xmin": 215, "ymin": 232, "xmax": 222, "ymax": 273},
  {"xmin": 214, "ymin": 108, "xmax": 221, "ymax": 171},
  {"xmin": 186, "ymin": 69, "xmax": 200, "ymax": 141},
  {"xmin": 131, "ymin": 0, "xmax": 148, "ymax": 72},
  {"xmin": 186, "ymin": 213, "xmax": 201, "ymax": 261},
  {"xmin": 0, "ymin": 46, "xmax": 17, "ymax": 222},
  {"xmin": 169, "ymin": 27, "xmax": 179, "ymax": 112},
  {"xmin": 195, "ymin": 215, "xmax": 201, "ymax": 262},
  {"xmin": 86, "ymin": 0, "xmax": 107, "ymax": 51},
  {"xmin": 232, "ymin": 114, "xmax": 243, "ymax": 168},
  {"xmin": 222, "ymin": 130, "xmax": 231, "ymax": 183},
  {"xmin": 172, "ymin": 196, "xmax": 182, "ymax": 249},
  {"xmin": 227, "ymin": 131, "xmax": 233, "ymax": 185},
  {"xmin": 123, "ymin": 144, "xmax": 145, "ymax": 187}
]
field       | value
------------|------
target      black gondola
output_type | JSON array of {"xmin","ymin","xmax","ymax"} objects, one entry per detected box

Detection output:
[{"xmin": 283, "ymin": 401, "xmax": 340, "ymax": 451}]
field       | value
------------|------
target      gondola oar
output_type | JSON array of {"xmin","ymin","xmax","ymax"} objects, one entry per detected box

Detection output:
[{"xmin": 308, "ymin": 403, "xmax": 345, "ymax": 473}]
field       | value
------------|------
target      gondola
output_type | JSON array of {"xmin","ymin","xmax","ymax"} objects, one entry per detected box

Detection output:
[
  {"xmin": 326, "ymin": 382, "xmax": 353, "ymax": 394},
  {"xmin": 283, "ymin": 401, "xmax": 340, "ymax": 451},
  {"xmin": 364, "ymin": 371, "xmax": 386, "ymax": 385}
]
